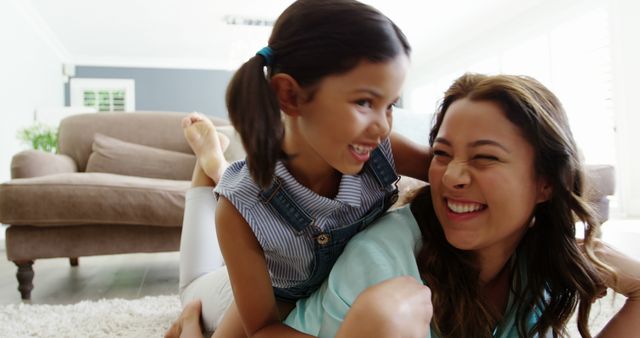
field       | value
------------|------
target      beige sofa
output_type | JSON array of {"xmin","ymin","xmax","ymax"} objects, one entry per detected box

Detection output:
[
  {"xmin": 0, "ymin": 112, "xmax": 244, "ymax": 300},
  {"xmin": 0, "ymin": 111, "xmax": 615, "ymax": 300}
]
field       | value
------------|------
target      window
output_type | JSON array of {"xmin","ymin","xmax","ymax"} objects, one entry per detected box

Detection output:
[
  {"xmin": 406, "ymin": 5, "xmax": 618, "ymax": 210},
  {"xmin": 70, "ymin": 78, "xmax": 135, "ymax": 112},
  {"xmin": 408, "ymin": 6, "xmax": 614, "ymax": 167}
]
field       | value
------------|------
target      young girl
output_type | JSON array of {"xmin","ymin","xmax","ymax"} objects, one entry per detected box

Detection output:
[{"xmin": 172, "ymin": 0, "xmax": 430, "ymax": 337}]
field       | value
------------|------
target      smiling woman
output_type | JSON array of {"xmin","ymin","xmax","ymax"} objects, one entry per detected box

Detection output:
[
  {"xmin": 429, "ymin": 98, "xmax": 547, "ymax": 257},
  {"xmin": 272, "ymin": 73, "xmax": 640, "ymax": 338},
  {"xmin": 415, "ymin": 73, "xmax": 620, "ymax": 337}
]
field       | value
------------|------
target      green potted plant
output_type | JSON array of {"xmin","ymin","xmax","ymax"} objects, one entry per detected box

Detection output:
[{"xmin": 17, "ymin": 123, "xmax": 59, "ymax": 153}]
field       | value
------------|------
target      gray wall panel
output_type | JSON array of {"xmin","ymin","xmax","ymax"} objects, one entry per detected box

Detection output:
[{"xmin": 65, "ymin": 66, "xmax": 234, "ymax": 118}]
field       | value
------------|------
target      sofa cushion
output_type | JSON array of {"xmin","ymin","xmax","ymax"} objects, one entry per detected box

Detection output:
[
  {"xmin": 86, "ymin": 133, "xmax": 197, "ymax": 180},
  {"xmin": 0, "ymin": 173, "xmax": 191, "ymax": 227},
  {"xmin": 58, "ymin": 112, "xmax": 231, "ymax": 172}
]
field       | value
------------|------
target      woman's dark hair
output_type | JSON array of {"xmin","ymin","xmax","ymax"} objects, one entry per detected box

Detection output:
[
  {"xmin": 225, "ymin": 0, "xmax": 411, "ymax": 188},
  {"xmin": 411, "ymin": 73, "xmax": 612, "ymax": 337}
]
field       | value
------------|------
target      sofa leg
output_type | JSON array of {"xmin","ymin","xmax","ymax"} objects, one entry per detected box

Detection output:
[
  {"xmin": 70, "ymin": 257, "xmax": 79, "ymax": 266},
  {"xmin": 14, "ymin": 260, "xmax": 34, "ymax": 301}
]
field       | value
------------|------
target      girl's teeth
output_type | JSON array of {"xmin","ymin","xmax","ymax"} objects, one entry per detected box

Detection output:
[
  {"xmin": 447, "ymin": 200, "xmax": 484, "ymax": 213},
  {"xmin": 351, "ymin": 144, "xmax": 372, "ymax": 154}
]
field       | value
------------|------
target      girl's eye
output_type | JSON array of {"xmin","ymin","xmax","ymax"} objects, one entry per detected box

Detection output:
[
  {"xmin": 386, "ymin": 101, "xmax": 397, "ymax": 112},
  {"xmin": 355, "ymin": 99, "xmax": 372, "ymax": 108}
]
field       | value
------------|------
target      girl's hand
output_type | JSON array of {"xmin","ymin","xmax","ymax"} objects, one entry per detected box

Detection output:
[
  {"xmin": 590, "ymin": 239, "xmax": 640, "ymax": 338},
  {"xmin": 592, "ymin": 239, "xmax": 640, "ymax": 300},
  {"xmin": 165, "ymin": 300, "xmax": 205, "ymax": 338}
]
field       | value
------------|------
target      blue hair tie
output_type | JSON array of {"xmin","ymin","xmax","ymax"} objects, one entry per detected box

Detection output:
[{"xmin": 256, "ymin": 46, "xmax": 274, "ymax": 66}]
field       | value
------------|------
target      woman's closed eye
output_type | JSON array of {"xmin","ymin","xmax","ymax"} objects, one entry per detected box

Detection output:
[
  {"xmin": 472, "ymin": 154, "xmax": 500, "ymax": 164},
  {"xmin": 433, "ymin": 149, "xmax": 451, "ymax": 157},
  {"xmin": 433, "ymin": 149, "xmax": 452, "ymax": 163}
]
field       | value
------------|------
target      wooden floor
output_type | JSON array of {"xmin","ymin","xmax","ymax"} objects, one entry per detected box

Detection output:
[
  {"xmin": 0, "ymin": 250, "xmax": 179, "ymax": 305},
  {"xmin": 0, "ymin": 219, "xmax": 638, "ymax": 306}
]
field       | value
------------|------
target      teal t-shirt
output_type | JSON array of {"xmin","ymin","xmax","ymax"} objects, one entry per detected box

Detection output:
[{"xmin": 283, "ymin": 205, "xmax": 542, "ymax": 337}]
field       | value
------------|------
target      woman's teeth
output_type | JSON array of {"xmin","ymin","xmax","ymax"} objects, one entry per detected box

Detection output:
[
  {"xmin": 447, "ymin": 200, "xmax": 485, "ymax": 213},
  {"xmin": 350, "ymin": 144, "xmax": 373, "ymax": 155}
]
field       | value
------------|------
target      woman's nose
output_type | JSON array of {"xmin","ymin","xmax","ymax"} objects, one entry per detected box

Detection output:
[{"xmin": 442, "ymin": 161, "xmax": 471, "ymax": 189}]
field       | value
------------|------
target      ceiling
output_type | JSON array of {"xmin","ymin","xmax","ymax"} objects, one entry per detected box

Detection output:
[{"xmin": 25, "ymin": 0, "xmax": 548, "ymax": 70}]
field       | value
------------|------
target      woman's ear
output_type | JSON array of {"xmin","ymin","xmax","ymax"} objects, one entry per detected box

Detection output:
[
  {"xmin": 536, "ymin": 178, "xmax": 553, "ymax": 204},
  {"xmin": 271, "ymin": 74, "xmax": 302, "ymax": 116}
]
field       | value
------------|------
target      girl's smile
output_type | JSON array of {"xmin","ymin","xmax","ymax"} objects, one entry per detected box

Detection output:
[{"xmin": 348, "ymin": 142, "xmax": 377, "ymax": 162}]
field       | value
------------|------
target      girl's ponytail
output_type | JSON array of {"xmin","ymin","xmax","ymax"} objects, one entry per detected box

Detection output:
[
  {"xmin": 225, "ymin": 0, "xmax": 412, "ymax": 188},
  {"xmin": 226, "ymin": 54, "xmax": 285, "ymax": 188}
]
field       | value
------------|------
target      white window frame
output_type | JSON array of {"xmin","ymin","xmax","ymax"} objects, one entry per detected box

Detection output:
[{"xmin": 70, "ymin": 78, "xmax": 135, "ymax": 112}]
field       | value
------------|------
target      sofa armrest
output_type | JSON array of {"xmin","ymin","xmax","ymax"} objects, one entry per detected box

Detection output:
[
  {"xmin": 584, "ymin": 164, "xmax": 615, "ymax": 224},
  {"xmin": 585, "ymin": 164, "xmax": 615, "ymax": 197},
  {"xmin": 11, "ymin": 150, "xmax": 78, "ymax": 179}
]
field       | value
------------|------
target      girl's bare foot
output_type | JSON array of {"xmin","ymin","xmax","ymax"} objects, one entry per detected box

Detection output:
[
  {"xmin": 182, "ymin": 113, "xmax": 230, "ymax": 184},
  {"xmin": 165, "ymin": 299, "xmax": 205, "ymax": 338}
]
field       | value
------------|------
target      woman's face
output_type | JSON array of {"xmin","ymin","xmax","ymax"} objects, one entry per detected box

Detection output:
[{"xmin": 429, "ymin": 98, "xmax": 550, "ymax": 259}]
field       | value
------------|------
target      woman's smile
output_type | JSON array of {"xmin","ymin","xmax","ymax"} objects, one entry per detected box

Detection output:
[{"xmin": 444, "ymin": 197, "xmax": 488, "ymax": 222}]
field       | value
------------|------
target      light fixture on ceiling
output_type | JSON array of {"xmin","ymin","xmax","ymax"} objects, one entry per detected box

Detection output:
[{"xmin": 223, "ymin": 15, "xmax": 275, "ymax": 27}]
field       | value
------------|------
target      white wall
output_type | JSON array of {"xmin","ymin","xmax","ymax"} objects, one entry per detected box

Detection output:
[
  {"xmin": 610, "ymin": 0, "xmax": 640, "ymax": 217},
  {"xmin": 403, "ymin": 0, "xmax": 602, "ymax": 138},
  {"xmin": 404, "ymin": 0, "xmax": 640, "ymax": 217},
  {"xmin": 405, "ymin": 0, "xmax": 598, "ymax": 94},
  {"xmin": 0, "ymin": 0, "xmax": 64, "ymax": 184}
]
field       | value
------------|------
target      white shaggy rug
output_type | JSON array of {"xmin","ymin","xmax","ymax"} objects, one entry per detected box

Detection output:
[
  {"xmin": 0, "ymin": 293, "xmax": 625, "ymax": 338},
  {"xmin": 0, "ymin": 295, "xmax": 182, "ymax": 338},
  {"xmin": 567, "ymin": 292, "xmax": 626, "ymax": 337}
]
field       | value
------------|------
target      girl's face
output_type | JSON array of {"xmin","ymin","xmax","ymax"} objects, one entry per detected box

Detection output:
[
  {"xmin": 428, "ymin": 98, "xmax": 550, "ymax": 260},
  {"xmin": 293, "ymin": 54, "xmax": 409, "ymax": 175}
]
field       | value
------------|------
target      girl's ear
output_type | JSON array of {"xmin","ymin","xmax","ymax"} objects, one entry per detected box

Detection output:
[
  {"xmin": 536, "ymin": 178, "xmax": 553, "ymax": 204},
  {"xmin": 271, "ymin": 74, "xmax": 302, "ymax": 116}
]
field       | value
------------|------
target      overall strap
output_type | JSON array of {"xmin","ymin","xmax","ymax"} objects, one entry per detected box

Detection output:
[
  {"xmin": 259, "ymin": 146, "xmax": 397, "ymax": 234},
  {"xmin": 259, "ymin": 176, "xmax": 313, "ymax": 234},
  {"xmin": 365, "ymin": 147, "xmax": 399, "ymax": 189}
]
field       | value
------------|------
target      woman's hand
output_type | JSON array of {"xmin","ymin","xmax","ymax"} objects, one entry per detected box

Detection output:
[{"xmin": 337, "ymin": 276, "xmax": 433, "ymax": 338}]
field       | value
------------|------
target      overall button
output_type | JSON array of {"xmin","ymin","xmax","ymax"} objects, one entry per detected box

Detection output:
[
  {"xmin": 316, "ymin": 233, "xmax": 330, "ymax": 245},
  {"xmin": 389, "ymin": 193, "xmax": 399, "ymax": 205}
]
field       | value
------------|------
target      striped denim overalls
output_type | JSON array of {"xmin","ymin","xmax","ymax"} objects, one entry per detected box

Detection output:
[{"xmin": 258, "ymin": 147, "xmax": 399, "ymax": 302}]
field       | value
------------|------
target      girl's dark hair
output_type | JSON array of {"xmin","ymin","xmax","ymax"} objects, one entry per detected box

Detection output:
[
  {"xmin": 411, "ymin": 73, "xmax": 613, "ymax": 337},
  {"xmin": 225, "ymin": 0, "xmax": 411, "ymax": 188}
]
